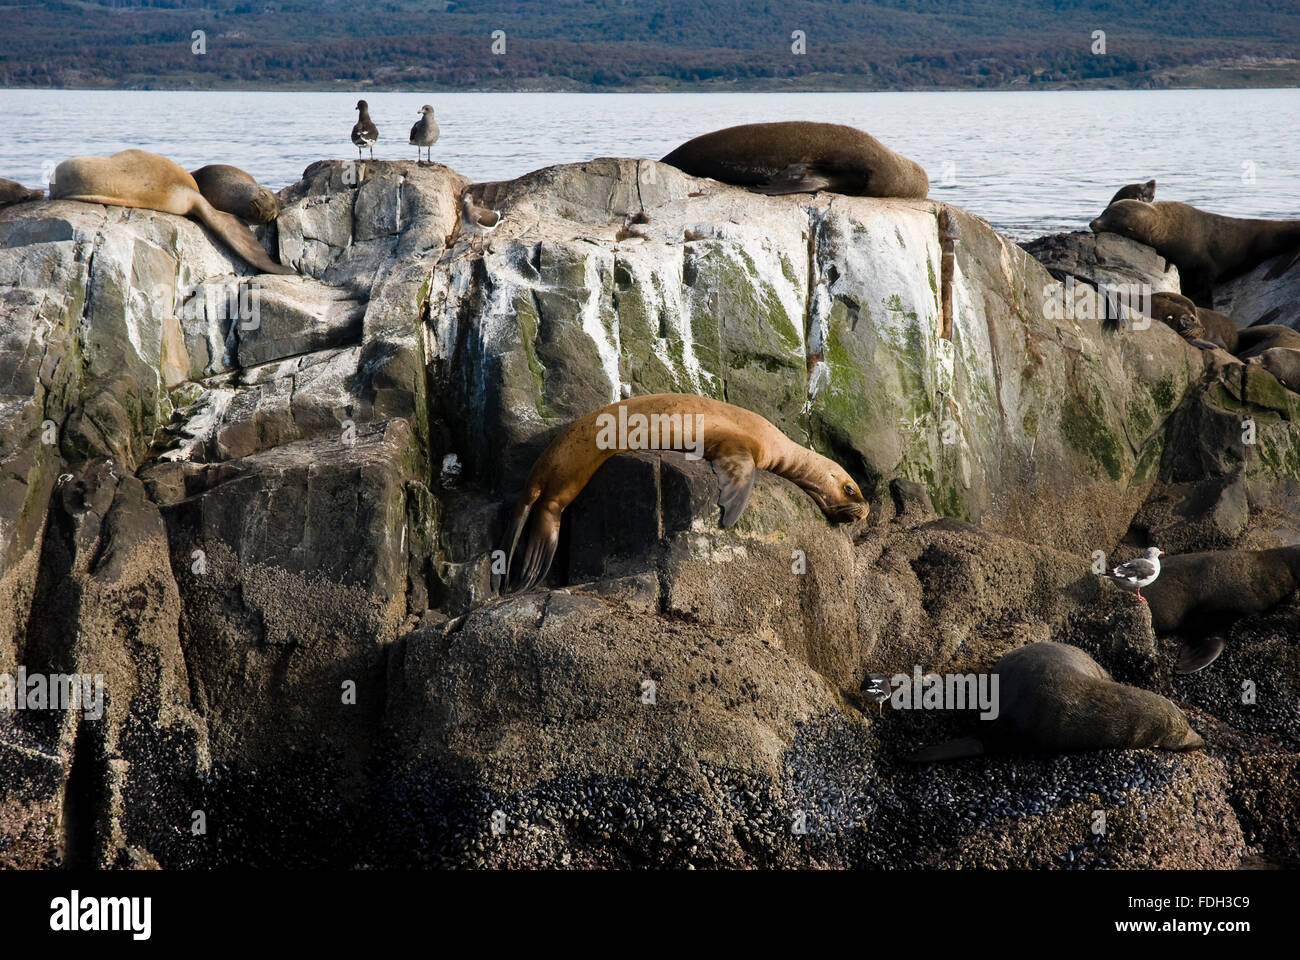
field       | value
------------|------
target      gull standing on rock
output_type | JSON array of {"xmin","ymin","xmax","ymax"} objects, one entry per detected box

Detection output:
[
  {"xmin": 351, "ymin": 100, "xmax": 379, "ymax": 160},
  {"xmin": 409, "ymin": 105, "xmax": 439, "ymax": 164},
  {"xmin": 1110, "ymin": 547, "xmax": 1164, "ymax": 603}
]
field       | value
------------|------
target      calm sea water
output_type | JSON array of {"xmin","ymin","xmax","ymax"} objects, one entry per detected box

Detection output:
[{"xmin": 1, "ymin": 88, "xmax": 1296, "ymax": 239}]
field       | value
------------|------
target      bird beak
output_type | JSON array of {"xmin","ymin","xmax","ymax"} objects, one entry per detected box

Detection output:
[{"xmin": 1159, "ymin": 551, "xmax": 1165, "ymax": 556}]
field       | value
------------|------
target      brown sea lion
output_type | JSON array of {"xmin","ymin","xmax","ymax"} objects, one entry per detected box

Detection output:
[
  {"xmin": 0, "ymin": 177, "xmax": 42, "ymax": 207},
  {"xmin": 1146, "ymin": 546, "xmax": 1300, "ymax": 672},
  {"xmin": 1235, "ymin": 325, "xmax": 1300, "ymax": 360},
  {"xmin": 190, "ymin": 164, "xmax": 279, "ymax": 224},
  {"xmin": 1090, "ymin": 200, "xmax": 1300, "ymax": 306},
  {"xmin": 1108, "ymin": 178, "xmax": 1155, "ymax": 206},
  {"xmin": 499, "ymin": 393, "xmax": 869, "ymax": 591},
  {"xmin": 1147, "ymin": 292, "xmax": 1237, "ymax": 348},
  {"xmin": 660, "ymin": 121, "xmax": 929, "ymax": 198},
  {"xmin": 50, "ymin": 150, "xmax": 293, "ymax": 275},
  {"xmin": 1247, "ymin": 347, "xmax": 1300, "ymax": 391},
  {"xmin": 909, "ymin": 642, "xmax": 1204, "ymax": 761}
]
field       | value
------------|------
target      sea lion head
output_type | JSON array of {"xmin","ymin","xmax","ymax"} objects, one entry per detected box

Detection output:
[
  {"xmin": 1089, "ymin": 199, "xmax": 1160, "ymax": 244},
  {"xmin": 800, "ymin": 451, "xmax": 870, "ymax": 524},
  {"xmin": 1144, "ymin": 692, "xmax": 1205, "ymax": 751},
  {"xmin": 1149, "ymin": 292, "xmax": 1203, "ymax": 340},
  {"xmin": 247, "ymin": 186, "xmax": 280, "ymax": 224}
]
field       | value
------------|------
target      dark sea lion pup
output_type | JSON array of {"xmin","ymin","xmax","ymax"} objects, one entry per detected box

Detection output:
[
  {"xmin": 1107, "ymin": 179, "xmax": 1155, "ymax": 206},
  {"xmin": 909, "ymin": 642, "xmax": 1204, "ymax": 761},
  {"xmin": 499, "ymin": 393, "xmax": 869, "ymax": 591},
  {"xmin": 190, "ymin": 164, "xmax": 280, "ymax": 223},
  {"xmin": 0, "ymin": 177, "xmax": 43, "ymax": 207},
  {"xmin": 1091, "ymin": 200, "xmax": 1300, "ymax": 305},
  {"xmin": 661, "ymin": 121, "xmax": 928, "ymax": 198},
  {"xmin": 50, "ymin": 150, "xmax": 293, "ymax": 275}
]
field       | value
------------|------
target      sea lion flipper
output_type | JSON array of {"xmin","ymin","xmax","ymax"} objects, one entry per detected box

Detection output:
[
  {"xmin": 1174, "ymin": 635, "xmax": 1227, "ymax": 675},
  {"xmin": 515, "ymin": 506, "xmax": 560, "ymax": 592},
  {"xmin": 908, "ymin": 737, "xmax": 986, "ymax": 763},
  {"xmin": 710, "ymin": 443, "xmax": 757, "ymax": 527},
  {"xmin": 189, "ymin": 197, "xmax": 294, "ymax": 275},
  {"xmin": 496, "ymin": 500, "xmax": 532, "ymax": 593},
  {"xmin": 751, "ymin": 164, "xmax": 834, "ymax": 196}
]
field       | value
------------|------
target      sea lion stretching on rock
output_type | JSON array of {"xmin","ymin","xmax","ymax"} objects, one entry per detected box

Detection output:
[
  {"xmin": 1146, "ymin": 546, "xmax": 1300, "ymax": 672},
  {"xmin": 660, "ymin": 121, "xmax": 929, "ymax": 198},
  {"xmin": 1247, "ymin": 347, "xmax": 1300, "ymax": 391},
  {"xmin": 50, "ymin": 150, "xmax": 293, "ymax": 275},
  {"xmin": 499, "ymin": 393, "xmax": 869, "ymax": 592},
  {"xmin": 1090, "ymin": 200, "xmax": 1300, "ymax": 306},
  {"xmin": 909, "ymin": 642, "xmax": 1204, "ymax": 761},
  {"xmin": 190, "ymin": 164, "xmax": 279, "ymax": 224},
  {"xmin": 1108, "ymin": 179, "xmax": 1156, "ymax": 206},
  {"xmin": 0, "ymin": 177, "xmax": 42, "ymax": 207}
]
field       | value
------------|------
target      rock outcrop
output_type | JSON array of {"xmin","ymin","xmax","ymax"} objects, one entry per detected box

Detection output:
[{"xmin": 0, "ymin": 156, "xmax": 1294, "ymax": 868}]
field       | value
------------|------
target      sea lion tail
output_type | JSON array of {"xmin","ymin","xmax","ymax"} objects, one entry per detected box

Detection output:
[
  {"xmin": 514, "ymin": 506, "xmax": 560, "ymax": 593},
  {"xmin": 908, "ymin": 737, "xmax": 985, "ymax": 763},
  {"xmin": 189, "ymin": 194, "xmax": 295, "ymax": 275}
]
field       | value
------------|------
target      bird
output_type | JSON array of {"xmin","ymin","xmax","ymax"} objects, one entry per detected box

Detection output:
[
  {"xmin": 351, "ymin": 100, "xmax": 379, "ymax": 160},
  {"xmin": 1109, "ymin": 547, "xmax": 1164, "ymax": 603},
  {"xmin": 409, "ymin": 105, "xmax": 439, "ymax": 164},
  {"xmin": 461, "ymin": 192, "xmax": 502, "ymax": 234}
]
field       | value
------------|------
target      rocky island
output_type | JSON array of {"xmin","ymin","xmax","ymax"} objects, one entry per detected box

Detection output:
[{"xmin": 0, "ymin": 156, "xmax": 1295, "ymax": 868}]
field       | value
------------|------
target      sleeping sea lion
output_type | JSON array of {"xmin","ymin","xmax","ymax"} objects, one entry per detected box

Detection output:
[
  {"xmin": 0, "ymin": 177, "xmax": 43, "ymax": 207},
  {"xmin": 499, "ymin": 393, "xmax": 869, "ymax": 592},
  {"xmin": 190, "ymin": 164, "xmax": 280, "ymax": 224},
  {"xmin": 1090, "ymin": 200, "xmax": 1300, "ymax": 306},
  {"xmin": 909, "ymin": 642, "xmax": 1204, "ymax": 761},
  {"xmin": 660, "ymin": 121, "xmax": 929, "ymax": 198},
  {"xmin": 50, "ymin": 150, "xmax": 293, "ymax": 275},
  {"xmin": 1247, "ymin": 347, "xmax": 1300, "ymax": 391},
  {"xmin": 1108, "ymin": 179, "xmax": 1156, "ymax": 206}
]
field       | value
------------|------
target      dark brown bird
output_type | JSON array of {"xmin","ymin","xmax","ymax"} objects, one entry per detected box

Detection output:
[
  {"xmin": 409, "ymin": 105, "xmax": 440, "ymax": 163},
  {"xmin": 351, "ymin": 100, "xmax": 378, "ymax": 160}
]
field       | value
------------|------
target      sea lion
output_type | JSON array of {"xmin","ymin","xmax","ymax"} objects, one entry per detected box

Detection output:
[
  {"xmin": 660, "ymin": 121, "xmax": 928, "ymax": 198},
  {"xmin": 50, "ymin": 150, "xmax": 293, "ymax": 275},
  {"xmin": 352, "ymin": 100, "xmax": 378, "ymax": 159},
  {"xmin": 0, "ymin": 177, "xmax": 42, "ymax": 207},
  {"xmin": 409, "ymin": 105, "xmax": 439, "ymax": 163},
  {"xmin": 1247, "ymin": 347, "xmax": 1300, "ymax": 391},
  {"xmin": 1235, "ymin": 325, "xmax": 1300, "ymax": 360},
  {"xmin": 1147, "ymin": 292, "xmax": 1237, "ymax": 348},
  {"xmin": 190, "ymin": 164, "xmax": 279, "ymax": 224},
  {"xmin": 1146, "ymin": 546, "xmax": 1300, "ymax": 672},
  {"xmin": 909, "ymin": 642, "xmax": 1204, "ymax": 761},
  {"xmin": 1090, "ymin": 200, "xmax": 1300, "ymax": 306},
  {"xmin": 499, "ymin": 393, "xmax": 869, "ymax": 592},
  {"xmin": 1108, "ymin": 179, "xmax": 1156, "ymax": 206}
]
